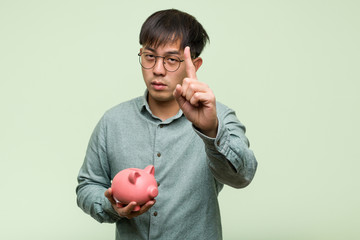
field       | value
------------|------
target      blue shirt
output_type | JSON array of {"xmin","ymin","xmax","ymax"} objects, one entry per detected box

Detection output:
[{"xmin": 76, "ymin": 91, "xmax": 257, "ymax": 240}]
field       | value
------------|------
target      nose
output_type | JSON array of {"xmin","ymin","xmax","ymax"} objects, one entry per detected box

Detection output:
[{"xmin": 152, "ymin": 58, "xmax": 166, "ymax": 75}]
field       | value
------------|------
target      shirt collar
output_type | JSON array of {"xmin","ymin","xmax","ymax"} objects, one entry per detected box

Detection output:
[{"xmin": 138, "ymin": 89, "xmax": 184, "ymax": 123}]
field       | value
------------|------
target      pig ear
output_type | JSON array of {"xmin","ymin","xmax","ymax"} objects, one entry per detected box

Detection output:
[
  {"xmin": 128, "ymin": 171, "xmax": 141, "ymax": 184},
  {"xmin": 144, "ymin": 165, "xmax": 155, "ymax": 176}
]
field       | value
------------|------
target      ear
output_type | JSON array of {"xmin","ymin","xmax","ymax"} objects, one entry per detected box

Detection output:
[
  {"xmin": 144, "ymin": 165, "xmax": 155, "ymax": 176},
  {"xmin": 128, "ymin": 171, "xmax": 141, "ymax": 184},
  {"xmin": 192, "ymin": 57, "xmax": 203, "ymax": 72}
]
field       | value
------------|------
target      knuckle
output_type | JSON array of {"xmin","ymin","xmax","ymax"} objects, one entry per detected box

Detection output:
[
  {"xmin": 187, "ymin": 93, "xmax": 193, "ymax": 99},
  {"xmin": 194, "ymin": 92, "xmax": 200, "ymax": 99}
]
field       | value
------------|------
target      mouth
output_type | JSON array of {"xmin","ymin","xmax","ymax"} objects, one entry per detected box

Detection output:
[{"xmin": 151, "ymin": 81, "xmax": 167, "ymax": 90}]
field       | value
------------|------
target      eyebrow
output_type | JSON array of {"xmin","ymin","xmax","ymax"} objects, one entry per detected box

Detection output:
[{"xmin": 144, "ymin": 46, "xmax": 181, "ymax": 55}]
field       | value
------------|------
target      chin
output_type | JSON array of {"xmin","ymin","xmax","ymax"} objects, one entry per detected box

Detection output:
[{"xmin": 148, "ymin": 91, "xmax": 174, "ymax": 103}]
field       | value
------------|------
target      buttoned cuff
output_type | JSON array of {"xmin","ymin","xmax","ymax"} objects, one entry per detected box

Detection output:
[
  {"xmin": 192, "ymin": 119, "xmax": 243, "ymax": 172},
  {"xmin": 102, "ymin": 196, "xmax": 124, "ymax": 221}
]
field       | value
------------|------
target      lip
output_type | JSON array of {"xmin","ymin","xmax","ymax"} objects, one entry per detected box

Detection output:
[{"xmin": 151, "ymin": 81, "xmax": 167, "ymax": 90}]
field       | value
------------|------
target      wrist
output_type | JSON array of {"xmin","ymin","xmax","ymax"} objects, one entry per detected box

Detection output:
[{"xmin": 197, "ymin": 119, "xmax": 218, "ymax": 138}]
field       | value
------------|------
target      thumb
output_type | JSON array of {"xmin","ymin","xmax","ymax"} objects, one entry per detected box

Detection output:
[{"xmin": 105, "ymin": 188, "xmax": 116, "ymax": 205}]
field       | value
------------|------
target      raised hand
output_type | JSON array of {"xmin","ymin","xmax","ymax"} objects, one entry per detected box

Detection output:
[
  {"xmin": 105, "ymin": 188, "xmax": 156, "ymax": 219},
  {"xmin": 173, "ymin": 46, "xmax": 218, "ymax": 138}
]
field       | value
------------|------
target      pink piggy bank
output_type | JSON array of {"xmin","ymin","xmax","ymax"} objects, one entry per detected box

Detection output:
[{"xmin": 111, "ymin": 165, "xmax": 158, "ymax": 211}]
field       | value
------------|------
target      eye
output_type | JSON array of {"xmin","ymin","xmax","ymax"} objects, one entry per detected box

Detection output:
[
  {"xmin": 165, "ymin": 56, "xmax": 179, "ymax": 64},
  {"xmin": 144, "ymin": 54, "xmax": 155, "ymax": 60}
]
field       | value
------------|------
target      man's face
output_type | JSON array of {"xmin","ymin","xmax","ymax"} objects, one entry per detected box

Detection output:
[{"xmin": 140, "ymin": 40, "xmax": 187, "ymax": 105}]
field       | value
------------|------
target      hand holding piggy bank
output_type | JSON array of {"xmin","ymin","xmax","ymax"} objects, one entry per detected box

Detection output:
[{"xmin": 111, "ymin": 165, "xmax": 158, "ymax": 211}]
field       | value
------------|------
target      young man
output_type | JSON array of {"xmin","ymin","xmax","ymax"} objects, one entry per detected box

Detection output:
[{"xmin": 76, "ymin": 9, "xmax": 257, "ymax": 240}]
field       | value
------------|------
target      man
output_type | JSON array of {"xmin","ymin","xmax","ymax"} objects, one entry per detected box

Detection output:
[{"xmin": 76, "ymin": 9, "xmax": 257, "ymax": 240}]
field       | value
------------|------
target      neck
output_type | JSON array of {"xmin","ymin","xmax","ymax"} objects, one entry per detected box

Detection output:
[{"xmin": 148, "ymin": 96, "xmax": 180, "ymax": 121}]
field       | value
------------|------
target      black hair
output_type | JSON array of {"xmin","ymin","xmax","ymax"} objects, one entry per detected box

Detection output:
[{"xmin": 139, "ymin": 9, "xmax": 209, "ymax": 58}]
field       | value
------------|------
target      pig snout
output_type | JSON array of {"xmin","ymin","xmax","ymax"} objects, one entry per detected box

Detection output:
[{"xmin": 147, "ymin": 186, "xmax": 158, "ymax": 199}]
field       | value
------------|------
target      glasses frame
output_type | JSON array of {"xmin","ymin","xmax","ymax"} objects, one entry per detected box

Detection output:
[{"xmin": 138, "ymin": 52, "xmax": 185, "ymax": 72}]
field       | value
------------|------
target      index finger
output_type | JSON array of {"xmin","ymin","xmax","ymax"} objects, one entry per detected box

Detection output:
[
  {"xmin": 120, "ymin": 201, "xmax": 138, "ymax": 215},
  {"xmin": 139, "ymin": 200, "xmax": 156, "ymax": 213},
  {"xmin": 184, "ymin": 46, "xmax": 197, "ymax": 79},
  {"xmin": 125, "ymin": 200, "xmax": 156, "ymax": 219}
]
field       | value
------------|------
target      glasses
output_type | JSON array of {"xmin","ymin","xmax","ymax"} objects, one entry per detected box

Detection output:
[{"xmin": 138, "ymin": 52, "xmax": 184, "ymax": 72}]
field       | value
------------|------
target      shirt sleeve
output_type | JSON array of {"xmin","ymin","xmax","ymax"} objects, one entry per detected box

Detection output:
[
  {"xmin": 76, "ymin": 115, "xmax": 123, "ymax": 223},
  {"xmin": 193, "ymin": 103, "xmax": 258, "ymax": 189}
]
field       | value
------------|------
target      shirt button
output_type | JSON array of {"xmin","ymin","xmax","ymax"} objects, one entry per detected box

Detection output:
[
  {"xmin": 153, "ymin": 211, "xmax": 158, "ymax": 216},
  {"xmin": 157, "ymin": 182, "xmax": 160, "ymax": 187},
  {"xmin": 160, "ymin": 125, "xmax": 163, "ymax": 128},
  {"xmin": 157, "ymin": 152, "xmax": 161, "ymax": 157},
  {"xmin": 217, "ymin": 140, "xmax": 220, "ymax": 146}
]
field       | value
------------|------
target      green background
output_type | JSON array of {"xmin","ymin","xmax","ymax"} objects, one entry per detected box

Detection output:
[{"xmin": 1, "ymin": 0, "xmax": 359, "ymax": 239}]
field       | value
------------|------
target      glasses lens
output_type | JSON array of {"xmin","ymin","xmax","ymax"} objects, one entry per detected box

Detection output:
[
  {"xmin": 164, "ymin": 56, "xmax": 181, "ymax": 72},
  {"xmin": 138, "ymin": 53, "xmax": 181, "ymax": 72},
  {"xmin": 139, "ymin": 53, "xmax": 155, "ymax": 69}
]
